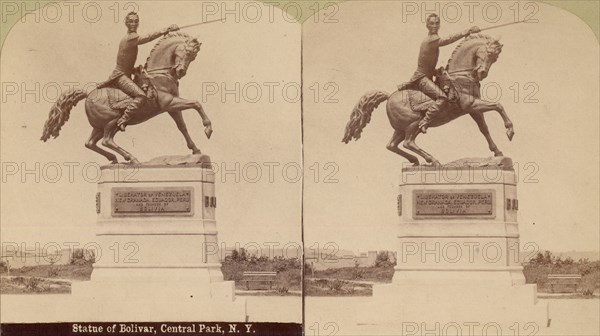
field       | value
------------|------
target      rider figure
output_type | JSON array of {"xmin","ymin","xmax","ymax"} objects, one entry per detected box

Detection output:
[
  {"xmin": 108, "ymin": 12, "xmax": 179, "ymax": 131},
  {"xmin": 406, "ymin": 14, "xmax": 480, "ymax": 133}
]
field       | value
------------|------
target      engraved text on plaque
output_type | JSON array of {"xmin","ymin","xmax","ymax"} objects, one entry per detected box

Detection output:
[
  {"xmin": 111, "ymin": 187, "xmax": 194, "ymax": 217},
  {"xmin": 414, "ymin": 189, "xmax": 495, "ymax": 218}
]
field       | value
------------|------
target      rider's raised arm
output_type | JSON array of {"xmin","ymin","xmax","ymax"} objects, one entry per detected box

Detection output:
[
  {"xmin": 138, "ymin": 29, "xmax": 167, "ymax": 45},
  {"xmin": 438, "ymin": 30, "xmax": 469, "ymax": 46},
  {"xmin": 439, "ymin": 26, "xmax": 480, "ymax": 46}
]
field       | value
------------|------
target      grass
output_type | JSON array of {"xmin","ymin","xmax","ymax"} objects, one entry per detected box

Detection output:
[
  {"xmin": 305, "ymin": 278, "xmax": 372, "ymax": 296},
  {"xmin": 0, "ymin": 263, "xmax": 92, "ymax": 294},
  {"xmin": 3, "ymin": 264, "xmax": 93, "ymax": 281},
  {"xmin": 4, "ymin": 256, "xmax": 596, "ymax": 298},
  {"xmin": 1, "ymin": 276, "xmax": 70, "ymax": 294},
  {"xmin": 311, "ymin": 266, "xmax": 394, "ymax": 283}
]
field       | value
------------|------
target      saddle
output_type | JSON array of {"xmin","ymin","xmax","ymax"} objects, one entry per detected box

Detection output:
[
  {"xmin": 399, "ymin": 68, "xmax": 459, "ymax": 112},
  {"xmin": 100, "ymin": 67, "xmax": 157, "ymax": 110}
]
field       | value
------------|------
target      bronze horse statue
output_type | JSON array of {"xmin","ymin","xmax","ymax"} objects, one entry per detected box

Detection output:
[
  {"xmin": 41, "ymin": 32, "xmax": 211, "ymax": 164},
  {"xmin": 342, "ymin": 34, "xmax": 514, "ymax": 166}
]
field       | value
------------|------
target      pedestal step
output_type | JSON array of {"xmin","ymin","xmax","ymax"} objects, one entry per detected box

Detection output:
[{"xmin": 360, "ymin": 283, "xmax": 549, "ymax": 329}]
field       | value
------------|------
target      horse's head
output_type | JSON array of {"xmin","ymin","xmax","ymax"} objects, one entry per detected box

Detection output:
[
  {"xmin": 173, "ymin": 37, "xmax": 202, "ymax": 79},
  {"xmin": 145, "ymin": 33, "xmax": 202, "ymax": 81},
  {"xmin": 473, "ymin": 38, "xmax": 503, "ymax": 81},
  {"xmin": 447, "ymin": 34, "xmax": 503, "ymax": 82}
]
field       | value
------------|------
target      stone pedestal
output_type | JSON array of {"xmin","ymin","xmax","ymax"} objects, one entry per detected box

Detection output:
[
  {"xmin": 364, "ymin": 158, "xmax": 548, "ymax": 330},
  {"xmin": 72, "ymin": 155, "xmax": 246, "ymax": 321}
]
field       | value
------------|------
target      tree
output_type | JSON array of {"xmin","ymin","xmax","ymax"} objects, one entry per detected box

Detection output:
[
  {"xmin": 531, "ymin": 252, "xmax": 545, "ymax": 265},
  {"xmin": 239, "ymin": 248, "xmax": 248, "ymax": 262},
  {"xmin": 543, "ymin": 250, "xmax": 554, "ymax": 265},
  {"xmin": 230, "ymin": 249, "xmax": 239, "ymax": 261}
]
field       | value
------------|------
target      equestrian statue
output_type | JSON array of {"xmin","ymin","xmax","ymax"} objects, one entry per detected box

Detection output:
[
  {"xmin": 41, "ymin": 12, "xmax": 215, "ymax": 164},
  {"xmin": 342, "ymin": 14, "xmax": 520, "ymax": 166}
]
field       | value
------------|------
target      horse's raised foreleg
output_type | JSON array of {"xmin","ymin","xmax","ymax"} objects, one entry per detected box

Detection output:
[
  {"xmin": 101, "ymin": 120, "xmax": 140, "ymax": 164},
  {"xmin": 470, "ymin": 113, "xmax": 503, "ymax": 156},
  {"xmin": 168, "ymin": 110, "xmax": 201, "ymax": 154},
  {"xmin": 403, "ymin": 121, "xmax": 441, "ymax": 166},
  {"xmin": 386, "ymin": 129, "xmax": 419, "ymax": 165},
  {"xmin": 85, "ymin": 127, "xmax": 118, "ymax": 163},
  {"xmin": 165, "ymin": 97, "xmax": 212, "ymax": 139},
  {"xmin": 468, "ymin": 99, "xmax": 515, "ymax": 141}
]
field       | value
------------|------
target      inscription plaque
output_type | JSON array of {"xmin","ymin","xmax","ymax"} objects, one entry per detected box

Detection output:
[
  {"xmin": 414, "ymin": 189, "xmax": 495, "ymax": 218},
  {"xmin": 111, "ymin": 187, "xmax": 194, "ymax": 217}
]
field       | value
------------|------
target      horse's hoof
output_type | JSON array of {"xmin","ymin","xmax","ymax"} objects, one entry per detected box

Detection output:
[
  {"xmin": 192, "ymin": 150, "xmax": 202, "ymax": 155},
  {"xmin": 506, "ymin": 128, "xmax": 515, "ymax": 141},
  {"xmin": 411, "ymin": 161, "xmax": 420, "ymax": 166},
  {"xmin": 494, "ymin": 152, "xmax": 504, "ymax": 157},
  {"xmin": 431, "ymin": 160, "xmax": 442, "ymax": 167}
]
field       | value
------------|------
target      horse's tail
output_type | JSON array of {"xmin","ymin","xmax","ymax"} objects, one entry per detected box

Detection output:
[
  {"xmin": 342, "ymin": 90, "xmax": 389, "ymax": 143},
  {"xmin": 41, "ymin": 89, "xmax": 87, "ymax": 142}
]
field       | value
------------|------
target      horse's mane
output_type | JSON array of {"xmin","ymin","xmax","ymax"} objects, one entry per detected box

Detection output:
[
  {"xmin": 447, "ymin": 33, "xmax": 496, "ymax": 67},
  {"xmin": 145, "ymin": 32, "xmax": 193, "ymax": 66}
]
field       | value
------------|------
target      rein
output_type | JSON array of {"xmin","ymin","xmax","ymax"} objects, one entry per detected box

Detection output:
[
  {"xmin": 144, "ymin": 65, "xmax": 179, "ymax": 83},
  {"xmin": 146, "ymin": 65, "xmax": 174, "ymax": 73},
  {"xmin": 140, "ymin": 67, "xmax": 179, "ymax": 92},
  {"xmin": 447, "ymin": 66, "xmax": 475, "ymax": 74}
]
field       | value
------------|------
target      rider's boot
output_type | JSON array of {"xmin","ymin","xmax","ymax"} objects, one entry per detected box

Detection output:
[
  {"xmin": 117, "ymin": 96, "xmax": 145, "ymax": 131},
  {"xmin": 419, "ymin": 99, "xmax": 445, "ymax": 134}
]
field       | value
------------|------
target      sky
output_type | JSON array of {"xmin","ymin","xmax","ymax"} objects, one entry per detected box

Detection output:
[{"xmin": 1, "ymin": 1, "xmax": 598, "ymax": 256}]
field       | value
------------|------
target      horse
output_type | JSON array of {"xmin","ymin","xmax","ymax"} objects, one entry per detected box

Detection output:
[
  {"xmin": 342, "ymin": 34, "xmax": 515, "ymax": 166},
  {"xmin": 41, "ymin": 32, "xmax": 212, "ymax": 164}
]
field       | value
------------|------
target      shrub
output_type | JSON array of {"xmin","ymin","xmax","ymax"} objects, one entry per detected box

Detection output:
[
  {"xmin": 352, "ymin": 266, "xmax": 365, "ymax": 280},
  {"xmin": 304, "ymin": 262, "xmax": 314, "ymax": 275},
  {"xmin": 328, "ymin": 279, "xmax": 345, "ymax": 292},
  {"xmin": 69, "ymin": 248, "xmax": 95, "ymax": 265},
  {"xmin": 277, "ymin": 269, "xmax": 301, "ymax": 289},
  {"xmin": 71, "ymin": 259, "xmax": 89, "ymax": 266},
  {"xmin": 275, "ymin": 286, "xmax": 289, "ymax": 295},
  {"xmin": 47, "ymin": 267, "xmax": 59, "ymax": 278},
  {"xmin": 83, "ymin": 249, "xmax": 96, "ymax": 263},
  {"xmin": 375, "ymin": 251, "xmax": 394, "ymax": 268},
  {"xmin": 71, "ymin": 248, "xmax": 84, "ymax": 263},
  {"xmin": 25, "ymin": 277, "xmax": 41, "ymax": 291}
]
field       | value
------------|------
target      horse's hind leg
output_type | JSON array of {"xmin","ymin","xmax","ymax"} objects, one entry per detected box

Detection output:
[
  {"xmin": 85, "ymin": 127, "xmax": 118, "ymax": 163},
  {"xmin": 101, "ymin": 120, "xmax": 141, "ymax": 164},
  {"xmin": 403, "ymin": 121, "xmax": 440, "ymax": 165},
  {"xmin": 387, "ymin": 129, "xmax": 419, "ymax": 166}
]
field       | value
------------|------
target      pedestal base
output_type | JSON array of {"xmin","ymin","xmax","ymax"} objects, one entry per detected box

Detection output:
[
  {"xmin": 72, "ymin": 280, "xmax": 247, "ymax": 321},
  {"xmin": 358, "ymin": 282, "xmax": 548, "ymax": 331},
  {"xmin": 357, "ymin": 160, "xmax": 550, "ymax": 331},
  {"xmin": 71, "ymin": 159, "xmax": 247, "ymax": 321}
]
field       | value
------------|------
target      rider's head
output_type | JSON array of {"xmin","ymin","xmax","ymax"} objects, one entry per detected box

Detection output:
[
  {"xmin": 124, "ymin": 12, "xmax": 139, "ymax": 33},
  {"xmin": 426, "ymin": 14, "xmax": 440, "ymax": 34}
]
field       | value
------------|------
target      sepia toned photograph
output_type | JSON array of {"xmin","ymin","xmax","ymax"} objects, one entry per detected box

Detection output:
[
  {"xmin": 302, "ymin": 1, "xmax": 598, "ymax": 335},
  {"xmin": 1, "ymin": 0, "xmax": 599, "ymax": 335},
  {"xmin": 1, "ymin": 0, "xmax": 302, "ymax": 333}
]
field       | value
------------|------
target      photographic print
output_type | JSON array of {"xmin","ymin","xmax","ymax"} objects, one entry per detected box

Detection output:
[{"xmin": 1, "ymin": 1, "xmax": 599, "ymax": 335}]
